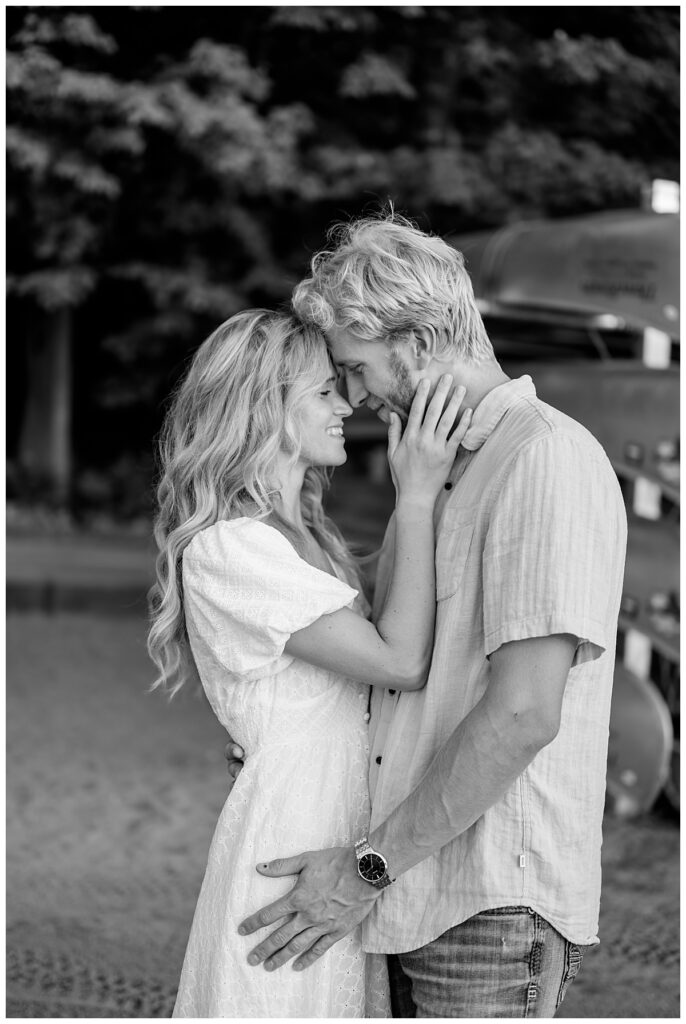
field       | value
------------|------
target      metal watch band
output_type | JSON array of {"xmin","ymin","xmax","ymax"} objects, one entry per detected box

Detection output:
[
  {"xmin": 354, "ymin": 837, "xmax": 372, "ymax": 858},
  {"xmin": 354, "ymin": 836, "xmax": 394, "ymax": 889},
  {"xmin": 372, "ymin": 872, "xmax": 393, "ymax": 889}
]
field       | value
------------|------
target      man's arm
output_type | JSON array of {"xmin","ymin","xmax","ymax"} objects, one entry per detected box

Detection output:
[
  {"xmin": 238, "ymin": 633, "xmax": 576, "ymax": 971},
  {"xmin": 367, "ymin": 633, "xmax": 575, "ymax": 872}
]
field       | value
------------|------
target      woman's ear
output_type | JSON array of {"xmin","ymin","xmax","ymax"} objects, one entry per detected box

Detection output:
[{"xmin": 410, "ymin": 326, "xmax": 438, "ymax": 369}]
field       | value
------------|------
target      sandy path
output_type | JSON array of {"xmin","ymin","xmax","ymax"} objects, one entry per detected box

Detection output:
[
  {"xmin": 7, "ymin": 612, "xmax": 679, "ymax": 1018},
  {"xmin": 7, "ymin": 613, "xmax": 227, "ymax": 1017}
]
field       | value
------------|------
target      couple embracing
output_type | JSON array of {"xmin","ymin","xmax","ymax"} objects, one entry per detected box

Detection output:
[{"xmin": 148, "ymin": 212, "xmax": 627, "ymax": 1018}]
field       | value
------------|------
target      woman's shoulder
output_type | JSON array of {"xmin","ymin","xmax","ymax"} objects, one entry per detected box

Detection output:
[
  {"xmin": 182, "ymin": 515, "xmax": 358, "ymax": 627},
  {"xmin": 184, "ymin": 516, "xmax": 294, "ymax": 565},
  {"xmin": 182, "ymin": 517, "xmax": 358, "ymax": 606},
  {"xmin": 182, "ymin": 518, "xmax": 305, "ymax": 608}
]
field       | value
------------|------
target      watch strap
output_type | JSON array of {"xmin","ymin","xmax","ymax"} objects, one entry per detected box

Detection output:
[
  {"xmin": 372, "ymin": 872, "xmax": 393, "ymax": 889},
  {"xmin": 354, "ymin": 837, "xmax": 372, "ymax": 860},
  {"xmin": 354, "ymin": 836, "xmax": 394, "ymax": 889}
]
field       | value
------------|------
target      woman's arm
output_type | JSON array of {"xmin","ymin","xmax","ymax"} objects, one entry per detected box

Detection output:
[
  {"xmin": 285, "ymin": 375, "xmax": 471, "ymax": 690},
  {"xmin": 284, "ymin": 505, "xmax": 431, "ymax": 690}
]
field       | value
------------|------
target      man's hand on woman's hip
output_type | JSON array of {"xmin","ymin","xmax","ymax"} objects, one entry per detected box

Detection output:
[
  {"xmin": 238, "ymin": 846, "xmax": 381, "ymax": 972},
  {"xmin": 223, "ymin": 741, "xmax": 380, "ymax": 970}
]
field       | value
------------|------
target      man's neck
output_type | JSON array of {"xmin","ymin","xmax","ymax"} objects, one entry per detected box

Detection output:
[{"xmin": 439, "ymin": 357, "xmax": 510, "ymax": 413}]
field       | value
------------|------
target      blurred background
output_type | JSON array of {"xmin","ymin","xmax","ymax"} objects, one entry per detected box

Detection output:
[{"xmin": 6, "ymin": 6, "xmax": 680, "ymax": 1018}]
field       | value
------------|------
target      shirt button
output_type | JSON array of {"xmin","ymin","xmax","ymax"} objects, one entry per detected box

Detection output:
[
  {"xmin": 375, "ymin": 756, "xmax": 382, "ymax": 765},
  {"xmin": 444, "ymin": 481, "xmax": 453, "ymax": 490},
  {"xmin": 363, "ymin": 712, "xmax": 370, "ymax": 721}
]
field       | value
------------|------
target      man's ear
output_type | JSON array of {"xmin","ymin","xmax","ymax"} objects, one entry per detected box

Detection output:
[{"xmin": 410, "ymin": 326, "xmax": 438, "ymax": 369}]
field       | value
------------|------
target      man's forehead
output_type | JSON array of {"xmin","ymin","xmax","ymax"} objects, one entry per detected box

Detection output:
[{"xmin": 327, "ymin": 328, "xmax": 375, "ymax": 363}]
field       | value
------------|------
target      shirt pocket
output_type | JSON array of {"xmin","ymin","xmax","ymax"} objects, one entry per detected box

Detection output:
[{"xmin": 435, "ymin": 506, "xmax": 478, "ymax": 601}]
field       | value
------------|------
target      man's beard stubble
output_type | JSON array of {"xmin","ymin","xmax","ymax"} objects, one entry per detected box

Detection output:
[{"xmin": 387, "ymin": 349, "xmax": 415, "ymax": 420}]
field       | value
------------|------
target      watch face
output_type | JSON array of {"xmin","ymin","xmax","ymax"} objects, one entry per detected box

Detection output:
[{"xmin": 358, "ymin": 852, "xmax": 387, "ymax": 881}]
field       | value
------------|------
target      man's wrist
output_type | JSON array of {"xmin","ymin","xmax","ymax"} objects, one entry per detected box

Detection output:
[
  {"xmin": 347, "ymin": 848, "xmax": 383, "ymax": 905},
  {"xmin": 354, "ymin": 836, "xmax": 395, "ymax": 890}
]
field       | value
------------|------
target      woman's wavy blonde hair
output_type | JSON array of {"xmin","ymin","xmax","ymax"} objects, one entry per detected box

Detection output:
[{"xmin": 147, "ymin": 309, "xmax": 361, "ymax": 697}]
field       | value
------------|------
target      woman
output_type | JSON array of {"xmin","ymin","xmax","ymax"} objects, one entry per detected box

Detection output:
[{"xmin": 147, "ymin": 309, "xmax": 470, "ymax": 1017}]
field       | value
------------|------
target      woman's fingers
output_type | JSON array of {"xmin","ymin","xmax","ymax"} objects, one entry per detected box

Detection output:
[
  {"xmin": 386, "ymin": 411, "xmax": 402, "ymax": 458},
  {"xmin": 405, "ymin": 378, "xmax": 431, "ymax": 434},
  {"xmin": 389, "ymin": 376, "xmax": 470, "ymax": 491},
  {"xmin": 434, "ymin": 386, "xmax": 468, "ymax": 441},
  {"xmin": 447, "ymin": 406, "xmax": 473, "ymax": 449},
  {"xmin": 420, "ymin": 375, "xmax": 460, "ymax": 433}
]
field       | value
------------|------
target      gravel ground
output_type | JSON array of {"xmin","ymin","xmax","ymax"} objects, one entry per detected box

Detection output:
[{"xmin": 6, "ymin": 612, "xmax": 680, "ymax": 1019}]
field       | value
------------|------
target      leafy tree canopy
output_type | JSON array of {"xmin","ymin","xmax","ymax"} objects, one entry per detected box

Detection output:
[{"xmin": 6, "ymin": 6, "xmax": 680, "ymax": 507}]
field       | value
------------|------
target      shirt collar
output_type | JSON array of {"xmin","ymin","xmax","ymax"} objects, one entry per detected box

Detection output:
[{"xmin": 461, "ymin": 375, "xmax": 536, "ymax": 452}]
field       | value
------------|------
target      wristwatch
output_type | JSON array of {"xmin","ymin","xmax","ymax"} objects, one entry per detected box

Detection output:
[{"xmin": 354, "ymin": 836, "xmax": 394, "ymax": 889}]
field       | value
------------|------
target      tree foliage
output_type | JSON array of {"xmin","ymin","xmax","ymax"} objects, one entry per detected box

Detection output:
[{"xmin": 6, "ymin": 5, "xmax": 680, "ymax": 512}]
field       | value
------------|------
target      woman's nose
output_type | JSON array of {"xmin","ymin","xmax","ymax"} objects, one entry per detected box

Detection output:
[{"xmin": 337, "ymin": 396, "xmax": 354, "ymax": 418}]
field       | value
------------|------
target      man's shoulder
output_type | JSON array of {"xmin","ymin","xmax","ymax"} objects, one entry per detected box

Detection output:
[
  {"xmin": 471, "ymin": 396, "xmax": 620, "ymax": 512},
  {"xmin": 497, "ymin": 393, "xmax": 607, "ymax": 460}
]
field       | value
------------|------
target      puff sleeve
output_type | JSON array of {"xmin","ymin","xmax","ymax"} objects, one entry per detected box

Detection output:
[{"xmin": 182, "ymin": 518, "xmax": 359, "ymax": 679}]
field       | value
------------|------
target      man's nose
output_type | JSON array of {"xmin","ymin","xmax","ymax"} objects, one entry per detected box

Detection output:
[{"xmin": 346, "ymin": 374, "xmax": 368, "ymax": 408}]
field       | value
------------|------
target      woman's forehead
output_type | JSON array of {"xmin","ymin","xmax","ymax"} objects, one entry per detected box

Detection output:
[{"xmin": 306, "ymin": 349, "xmax": 336, "ymax": 382}]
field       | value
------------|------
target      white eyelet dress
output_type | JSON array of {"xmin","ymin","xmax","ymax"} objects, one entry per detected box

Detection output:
[{"xmin": 172, "ymin": 518, "xmax": 390, "ymax": 1018}]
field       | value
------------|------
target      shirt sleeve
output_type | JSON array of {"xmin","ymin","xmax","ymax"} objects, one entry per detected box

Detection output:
[
  {"xmin": 182, "ymin": 518, "xmax": 359, "ymax": 679},
  {"xmin": 482, "ymin": 432, "xmax": 627, "ymax": 665}
]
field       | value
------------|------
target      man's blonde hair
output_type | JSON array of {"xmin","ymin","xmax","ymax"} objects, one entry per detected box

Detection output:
[{"xmin": 292, "ymin": 210, "xmax": 493, "ymax": 362}]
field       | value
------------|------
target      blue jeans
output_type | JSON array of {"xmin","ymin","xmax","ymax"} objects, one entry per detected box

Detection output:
[{"xmin": 387, "ymin": 906, "xmax": 585, "ymax": 1018}]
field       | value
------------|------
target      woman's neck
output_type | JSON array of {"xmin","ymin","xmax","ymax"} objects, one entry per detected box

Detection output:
[
  {"xmin": 275, "ymin": 456, "xmax": 307, "ymax": 531},
  {"xmin": 271, "ymin": 457, "xmax": 336, "ymax": 576}
]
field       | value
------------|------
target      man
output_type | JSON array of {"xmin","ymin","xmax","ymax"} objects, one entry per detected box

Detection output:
[{"xmin": 225, "ymin": 212, "xmax": 627, "ymax": 1017}]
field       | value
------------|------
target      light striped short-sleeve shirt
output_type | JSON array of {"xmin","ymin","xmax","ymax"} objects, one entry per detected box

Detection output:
[{"xmin": 362, "ymin": 375, "xmax": 627, "ymax": 954}]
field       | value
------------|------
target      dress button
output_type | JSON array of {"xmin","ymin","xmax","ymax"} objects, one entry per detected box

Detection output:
[
  {"xmin": 363, "ymin": 712, "xmax": 370, "ymax": 721},
  {"xmin": 375, "ymin": 755, "xmax": 382, "ymax": 765},
  {"xmin": 444, "ymin": 481, "xmax": 453, "ymax": 490}
]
